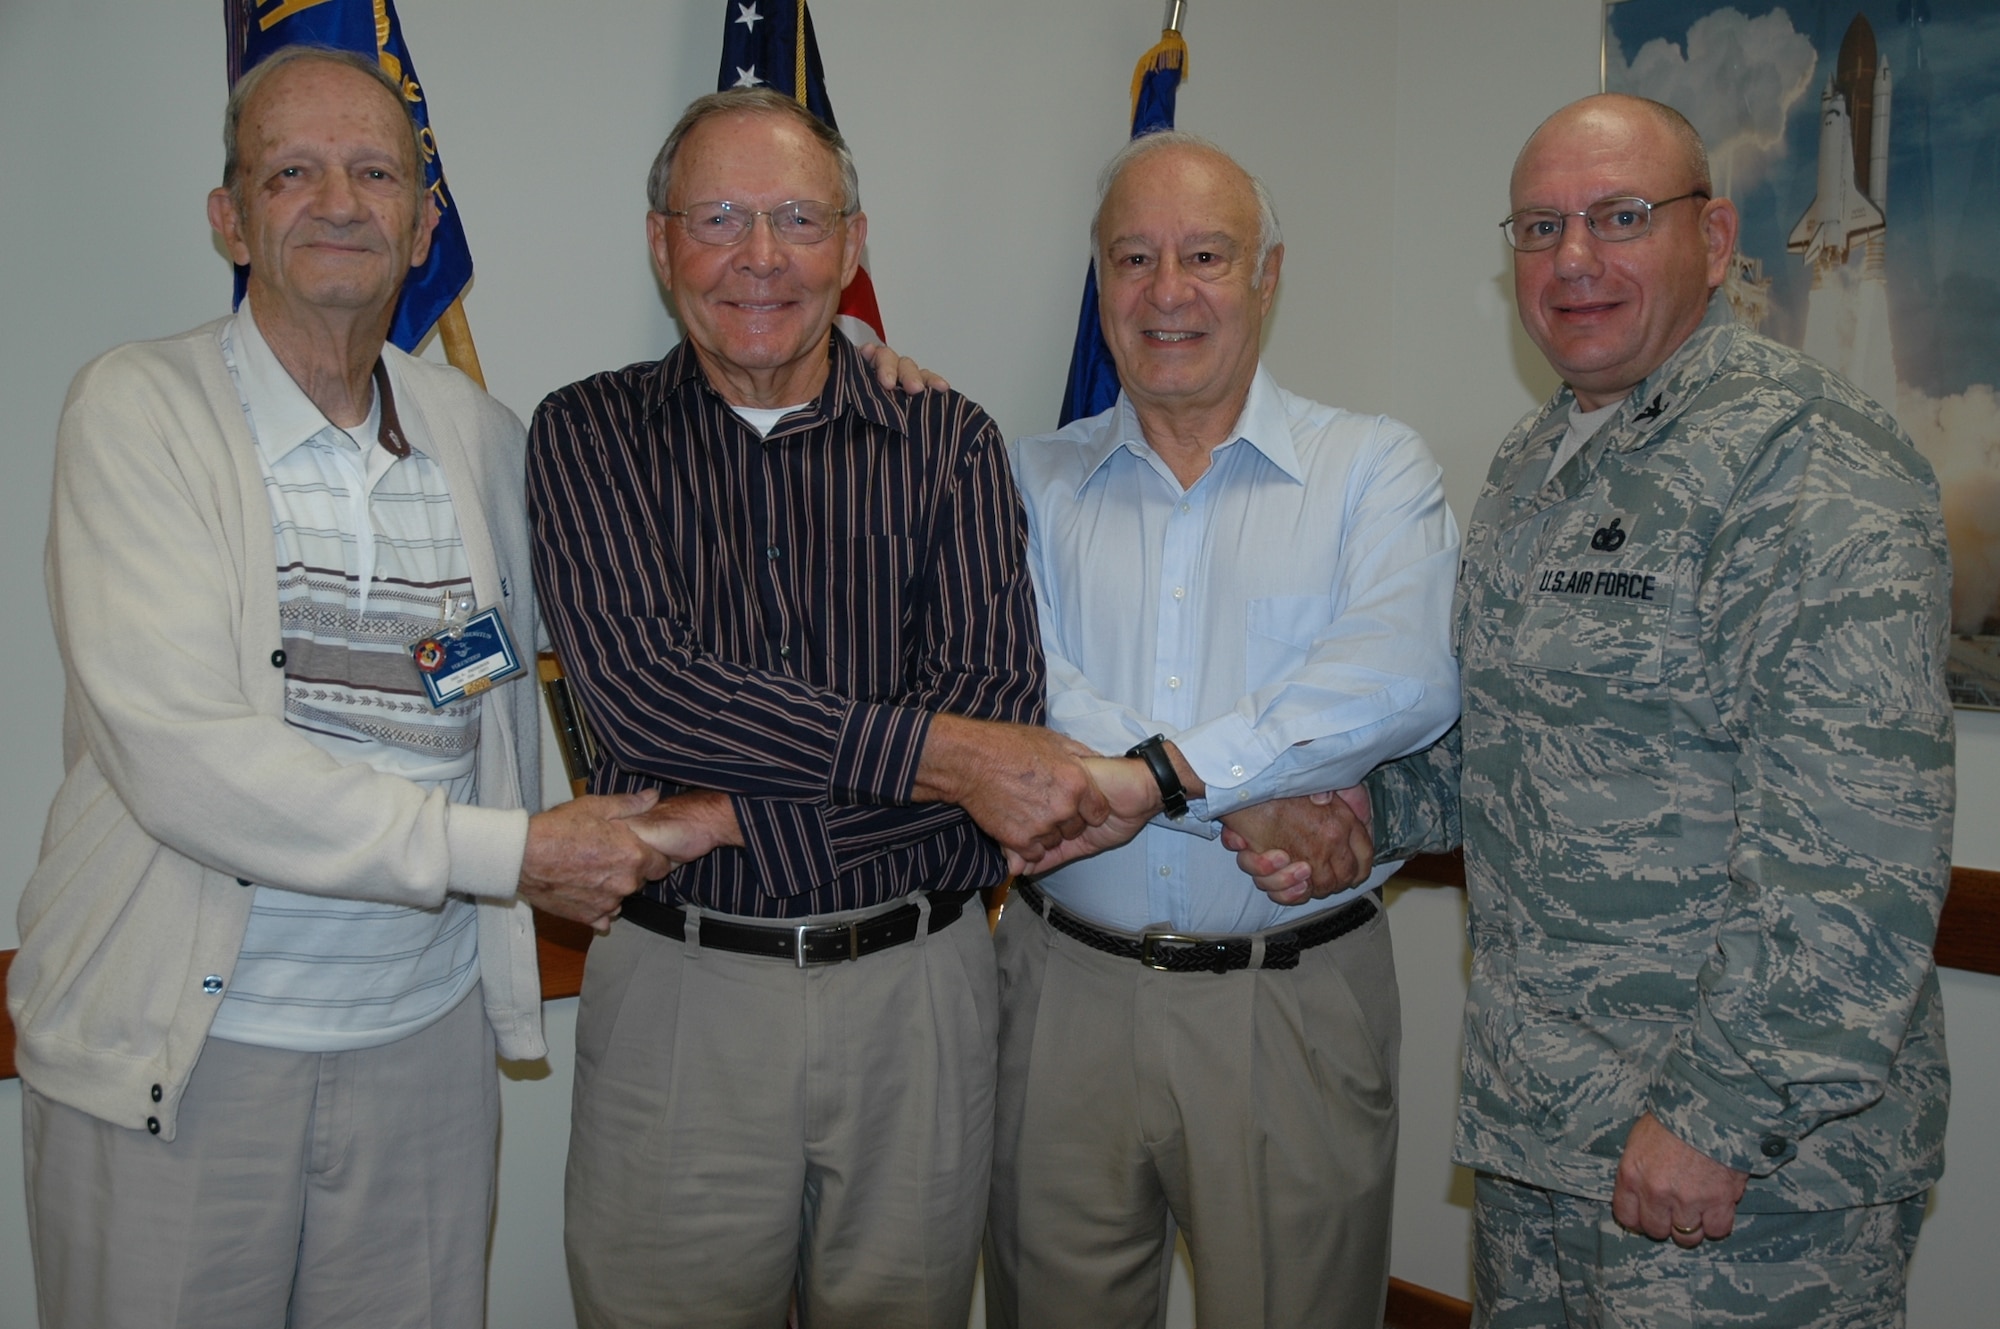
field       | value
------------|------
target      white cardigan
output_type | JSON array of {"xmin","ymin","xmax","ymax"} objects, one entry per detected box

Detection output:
[{"xmin": 12, "ymin": 318, "xmax": 548, "ymax": 1138}]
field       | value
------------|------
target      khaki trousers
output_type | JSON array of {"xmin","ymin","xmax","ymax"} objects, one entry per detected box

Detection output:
[
  {"xmin": 23, "ymin": 985, "xmax": 499, "ymax": 1329},
  {"xmin": 984, "ymin": 899, "xmax": 1401, "ymax": 1329},
  {"xmin": 564, "ymin": 897, "xmax": 998, "ymax": 1329}
]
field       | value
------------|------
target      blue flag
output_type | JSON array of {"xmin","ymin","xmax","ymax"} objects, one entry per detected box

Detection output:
[
  {"xmin": 225, "ymin": 0, "xmax": 473, "ymax": 353},
  {"xmin": 715, "ymin": 0, "xmax": 884, "ymax": 342},
  {"xmin": 1058, "ymin": 30, "xmax": 1187, "ymax": 426}
]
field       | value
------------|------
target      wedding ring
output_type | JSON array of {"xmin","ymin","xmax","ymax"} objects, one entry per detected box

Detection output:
[{"xmin": 1672, "ymin": 1223, "xmax": 1699, "ymax": 1235}]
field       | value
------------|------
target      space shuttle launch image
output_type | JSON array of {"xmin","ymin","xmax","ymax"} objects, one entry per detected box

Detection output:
[
  {"xmin": 1786, "ymin": 17, "xmax": 1889, "ymax": 270},
  {"xmin": 1789, "ymin": 13, "xmax": 1899, "ymax": 411},
  {"xmin": 1609, "ymin": 0, "xmax": 2000, "ymax": 708}
]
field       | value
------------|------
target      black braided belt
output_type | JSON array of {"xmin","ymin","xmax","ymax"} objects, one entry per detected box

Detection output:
[
  {"xmin": 1014, "ymin": 879, "xmax": 1376, "ymax": 974},
  {"xmin": 620, "ymin": 890, "xmax": 972, "ymax": 968}
]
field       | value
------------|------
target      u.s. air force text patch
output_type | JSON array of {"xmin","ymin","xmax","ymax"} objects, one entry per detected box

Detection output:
[{"xmin": 1533, "ymin": 567, "xmax": 1662, "ymax": 602}]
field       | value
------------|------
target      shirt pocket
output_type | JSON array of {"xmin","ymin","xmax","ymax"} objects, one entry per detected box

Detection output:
[
  {"xmin": 1244, "ymin": 593, "xmax": 1331, "ymax": 692},
  {"xmin": 1504, "ymin": 595, "xmax": 1670, "ymax": 683},
  {"xmin": 1482, "ymin": 580, "xmax": 1685, "ymax": 845}
]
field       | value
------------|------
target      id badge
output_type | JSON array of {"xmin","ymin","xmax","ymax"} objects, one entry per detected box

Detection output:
[{"xmin": 411, "ymin": 606, "xmax": 525, "ymax": 708}]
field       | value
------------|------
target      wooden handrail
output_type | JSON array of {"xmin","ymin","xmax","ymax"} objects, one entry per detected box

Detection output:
[
  {"xmin": 0, "ymin": 950, "xmax": 12, "ymax": 1085},
  {"xmin": 1396, "ymin": 854, "xmax": 2000, "ymax": 977},
  {"xmin": 4, "ymin": 863, "xmax": 1996, "ymax": 1082},
  {"xmin": 1385, "ymin": 1277, "xmax": 1472, "ymax": 1329}
]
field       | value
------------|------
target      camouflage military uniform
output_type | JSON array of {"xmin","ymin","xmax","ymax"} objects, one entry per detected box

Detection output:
[{"xmin": 1371, "ymin": 296, "xmax": 1954, "ymax": 1324}]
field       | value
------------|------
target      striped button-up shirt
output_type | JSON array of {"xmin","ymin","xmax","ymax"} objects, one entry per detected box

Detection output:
[{"xmin": 528, "ymin": 333, "xmax": 1045, "ymax": 918}]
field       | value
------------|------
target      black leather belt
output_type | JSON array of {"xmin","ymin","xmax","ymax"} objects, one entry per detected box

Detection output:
[
  {"xmin": 619, "ymin": 890, "xmax": 972, "ymax": 967},
  {"xmin": 1014, "ymin": 879, "xmax": 1376, "ymax": 974}
]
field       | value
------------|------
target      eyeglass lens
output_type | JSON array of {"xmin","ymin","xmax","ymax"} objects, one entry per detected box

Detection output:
[
  {"xmin": 1501, "ymin": 192, "xmax": 1705, "ymax": 252},
  {"xmin": 676, "ymin": 200, "xmax": 842, "ymax": 246}
]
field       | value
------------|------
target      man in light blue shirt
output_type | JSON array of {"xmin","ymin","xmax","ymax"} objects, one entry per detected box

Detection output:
[{"xmin": 983, "ymin": 131, "xmax": 1460, "ymax": 1329}]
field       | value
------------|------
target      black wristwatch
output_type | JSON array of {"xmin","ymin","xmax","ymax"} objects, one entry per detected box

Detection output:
[{"xmin": 1125, "ymin": 733, "xmax": 1189, "ymax": 820}]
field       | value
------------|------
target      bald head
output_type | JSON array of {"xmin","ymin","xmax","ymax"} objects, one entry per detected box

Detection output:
[{"xmin": 1513, "ymin": 94, "xmax": 1710, "ymax": 202}]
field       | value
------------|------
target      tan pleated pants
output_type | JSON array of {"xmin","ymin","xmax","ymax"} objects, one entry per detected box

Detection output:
[
  {"xmin": 564, "ymin": 899, "xmax": 998, "ymax": 1329},
  {"xmin": 983, "ymin": 899, "xmax": 1401, "ymax": 1329}
]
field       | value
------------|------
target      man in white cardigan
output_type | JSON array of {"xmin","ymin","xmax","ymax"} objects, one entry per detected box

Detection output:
[{"xmin": 9, "ymin": 47, "xmax": 681, "ymax": 1329}]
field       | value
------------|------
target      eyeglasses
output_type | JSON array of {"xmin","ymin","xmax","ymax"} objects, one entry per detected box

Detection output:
[
  {"xmin": 662, "ymin": 199, "xmax": 850, "ymax": 247},
  {"xmin": 1499, "ymin": 191, "xmax": 1710, "ymax": 252}
]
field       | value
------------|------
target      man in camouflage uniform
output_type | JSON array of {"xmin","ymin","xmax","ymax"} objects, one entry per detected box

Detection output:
[{"xmin": 1365, "ymin": 94, "xmax": 1954, "ymax": 1326}]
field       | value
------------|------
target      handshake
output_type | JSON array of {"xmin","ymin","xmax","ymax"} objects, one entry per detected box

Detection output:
[
  {"xmin": 514, "ymin": 787, "xmax": 738, "ymax": 934},
  {"xmin": 513, "ymin": 715, "xmax": 1377, "ymax": 933},
  {"xmin": 911, "ymin": 715, "xmax": 1375, "ymax": 904}
]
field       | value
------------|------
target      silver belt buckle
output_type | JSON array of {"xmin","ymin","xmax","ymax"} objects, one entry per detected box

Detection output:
[
  {"xmin": 795, "ymin": 921, "xmax": 863, "ymax": 968},
  {"xmin": 1139, "ymin": 930, "xmax": 1200, "ymax": 970}
]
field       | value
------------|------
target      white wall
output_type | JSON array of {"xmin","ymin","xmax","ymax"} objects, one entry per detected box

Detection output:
[{"xmin": 3, "ymin": 2, "xmax": 1996, "ymax": 1325}]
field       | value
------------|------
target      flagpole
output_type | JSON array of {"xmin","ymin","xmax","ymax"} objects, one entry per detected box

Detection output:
[
  {"xmin": 435, "ymin": 296, "xmax": 486, "ymax": 390},
  {"xmin": 1164, "ymin": 0, "xmax": 1186, "ymax": 33}
]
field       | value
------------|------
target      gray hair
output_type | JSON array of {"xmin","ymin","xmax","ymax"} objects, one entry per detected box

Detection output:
[
  {"xmin": 223, "ymin": 46, "xmax": 422, "ymax": 215},
  {"xmin": 1089, "ymin": 129, "xmax": 1283, "ymax": 278},
  {"xmin": 647, "ymin": 88, "xmax": 861, "ymax": 215}
]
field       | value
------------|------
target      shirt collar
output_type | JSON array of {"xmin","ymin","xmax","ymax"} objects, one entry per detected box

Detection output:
[
  {"xmin": 1075, "ymin": 363, "xmax": 1301, "ymax": 492},
  {"xmin": 229, "ymin": 299, "xmax": 369, "ymax": 465},
  {"xmin": 1610, "ymin": 289, "xmax": 1740, "ymax": 447},
  {"xmin": 646, "ymin": 328, "xmax": 906, "ymax": 438}
]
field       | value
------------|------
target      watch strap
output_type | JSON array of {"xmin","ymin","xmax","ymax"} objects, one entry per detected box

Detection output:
[{"xmin": 1124, "ymin": 733, "xmax": 1189, "ymax": 820}]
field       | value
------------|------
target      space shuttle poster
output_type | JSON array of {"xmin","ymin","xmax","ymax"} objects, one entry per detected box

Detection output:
[{"xmin": 1606, "ymin": 1, "xmax": 2000, "ymax": 710}]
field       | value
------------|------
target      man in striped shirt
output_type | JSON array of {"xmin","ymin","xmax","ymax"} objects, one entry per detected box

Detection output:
[{"xmin": 529, "ymin": 89, "xmax": 1124, "ymax": 1328}]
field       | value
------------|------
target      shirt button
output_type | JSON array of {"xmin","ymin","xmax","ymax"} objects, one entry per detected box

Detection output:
[
  {"xmin": 1230, "ymin": 764, "xmax": 1245, "ymax": 778},
  {"xmin": 778, "ymin": 645, "xmax": 791, "ymax": 657},
  {"xmin": 1157, "ymin": 864, "xmax": 1171, "ymax": 877},
  {"xmin": 766, "ymin": 546, "xmax": 780, "ymax": 560},
  {"xmin": 201, "ymin": 975, "xmax": 224, "ymax": 995},
  {"xmin": 236, "ymin": 878, "xmax": 252, "ymax": 887},
  {"xmin": 147, "ymin": 1117, "xmax": 161, "ymax": 1135},
  {"xmin": 1761, "ymin": 1136, "xmax": 1788, "ymax": 1158},
  {"xmin": 1179, "ymin": 503, "xmax": 1191, "ymax": 514},
  {"xmin": 151, "ymin": 1084, "xmax": 163, "ymax": 1103},
  {"xmin": 1167, "ymin": 676, "xmax": 1181, "ymax": 690},
  {"xmin": 1172, "ymin": 586, "xmax": 1186, "ymax": 600},
  {"xmin": 270, "ymin": 649, "xmax": 287, "ymax": 668}
]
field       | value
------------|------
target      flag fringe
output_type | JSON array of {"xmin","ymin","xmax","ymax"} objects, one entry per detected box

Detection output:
[{"xmin": 1128, "ymin": 30, "xmax": 1189, "ymax": 118}]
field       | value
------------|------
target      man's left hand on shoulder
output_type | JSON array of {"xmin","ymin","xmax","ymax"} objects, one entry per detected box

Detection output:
[
  {"xmin": 856, "ymin": 341, "xmax": 948, "ymax": 394},
  {"xmin": 1612, "ymin": 1111, "xmax": 1749, "ymax": 1248}
]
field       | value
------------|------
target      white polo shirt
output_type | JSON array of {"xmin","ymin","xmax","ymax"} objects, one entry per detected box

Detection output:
[{"xmin": 206, "ymin": 304, "xmax": 482, "ymax": 1052}]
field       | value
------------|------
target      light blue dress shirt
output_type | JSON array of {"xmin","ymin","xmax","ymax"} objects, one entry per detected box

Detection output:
[{"xmin": 1010, "ymin": 366, "xmax": 1460, "ymax": 934}]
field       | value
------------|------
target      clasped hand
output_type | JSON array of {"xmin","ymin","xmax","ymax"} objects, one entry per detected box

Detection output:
[
  {"xmin": 517, "ymin": 788, "xmax": 734, "ymax": 933},
  {"xmin": 1219, "ymin": 786, "xmax": 1375, "ymax": 904}
]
